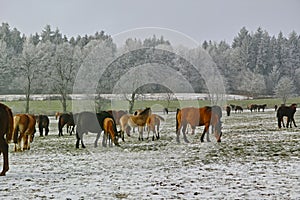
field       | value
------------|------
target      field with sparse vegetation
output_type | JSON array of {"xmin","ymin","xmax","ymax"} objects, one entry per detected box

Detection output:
[{"xmin": 1, "ymin": 99, "xmax": 299, "ymax": 199}]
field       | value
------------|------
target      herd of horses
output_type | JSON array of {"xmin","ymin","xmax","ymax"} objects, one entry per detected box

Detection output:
[{"xmin": 0, "ymin": 101, "xmax": 298, "ymax": 176}]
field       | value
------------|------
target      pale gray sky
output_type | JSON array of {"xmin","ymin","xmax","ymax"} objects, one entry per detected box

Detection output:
[{"xmin": 1, "ymin": 0, "xmax": 299, "ymax": 44}]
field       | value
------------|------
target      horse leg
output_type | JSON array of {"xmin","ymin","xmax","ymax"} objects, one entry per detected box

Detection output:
[
  {"xmin": 45, "ymin": 127, "xmax": 49, "ymax": 136},
  {"xmin": 277, "ymin": 117, "xmax": 282, "ymax": 128},
  {"xmin": 102, "ymin": 132, "xmax": 107, "ymax": 147},
  {"xmin": 39, "ymin": 124, "xmax": 43, "ymax": 136},
  {"xmin": 138, "ymin": 126, "xmax": 143, "ymax": 141},
  {"xmin": 182, "ymin": 124, "xmax": 190, "ymax": 143},
  {"xmin": 95, "ymin": 132, "xmax": 101, "ymax": 147},
  {"xmin": 292, "ymin": 118, "xmax": 297, "ymax": 127},
  {"xmin": 0, "ymin": 138, "xmax": 9, "ymax": 176},
  {"xmin": 156, "ymin": 124, "xmax": 160, "ymax": 140},
  {"xmin": 206, "ymin": 126, "xmax": 211, "ymax": 142},
  {"xmin": 200, "ymin": 125, "xmax": 209, "ymax": 142}
]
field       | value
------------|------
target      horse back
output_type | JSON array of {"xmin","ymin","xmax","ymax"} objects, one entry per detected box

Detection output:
[{"xmin": 77, "ymin": 111, "xmax": 102, "ymax": 133}]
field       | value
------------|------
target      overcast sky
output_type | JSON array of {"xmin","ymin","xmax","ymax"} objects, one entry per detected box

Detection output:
[{"xmin": 1, "ymin": 0, "xmax": 299, "ymax": 46}]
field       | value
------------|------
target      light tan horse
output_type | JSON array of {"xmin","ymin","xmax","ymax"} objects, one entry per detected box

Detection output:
[
  {"xmin": 146, "ymin": 114, "xmax": 164, "ymax": 140},
  {"xmin": 0, "ymin": 103, "xmax": 14, "ymax": 176},
  {"xmin": 119, "ymin": 108, "xmax": 151, "ymax": 141},
  {"xmin": 13, "ymin": 114, "xmax": 36, "ymax": 151}
]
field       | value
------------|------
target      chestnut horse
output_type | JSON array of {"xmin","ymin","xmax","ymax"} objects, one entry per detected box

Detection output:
[
  {"xmin": 146, "ymin": 114, "xmax": 164, "ymax": 141},
  {"xmin": 13, "ymin": 114, "xmax": 36, "ymax": 151},
  {"xmin": 119, "ymin": 108, "xmax": 151, "ymax": 141},
  {"xmin": 176, "ymin": 106, "xmax": 222, "ymax": 143},
  {"xmin": 58, "ymin": 113, "xmax": 76, "ymax": 136},
  {"xmin": 0, "ymin": 103, "xmax": 13, "ymax": 176}
]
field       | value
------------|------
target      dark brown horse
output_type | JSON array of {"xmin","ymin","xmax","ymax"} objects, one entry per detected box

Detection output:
[
  {"xmin": 226, "ymin": 105, "xmax": 231, "ymax": 116},
  {"xmin": 37, "ymin": 115, "xmax": 49, "ymax": 136},
  {"xmin": 235, "ymin": 105, "xmax": 243, "ymax": 113},
  {"xmin": 257, "ymin": 104, "xmax": 267, "ymax": 112},
  {"xmin": 58, "ymin": 113, "xmax": 76, "ymax": 136},
  {"xmin": 277, "ymin": 104, "xmax": 297, "ymax": 128},
  {"xmin": 0, "ymin": 103, "xmax": 13, "ymax": 176},
  {"xmin": 176, "ymin": 106, "xmax": 222, "ymax": 143}
]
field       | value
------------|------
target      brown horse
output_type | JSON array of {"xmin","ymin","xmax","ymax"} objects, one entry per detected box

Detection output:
[
  {"xmin": 58, "ymin": 113, "xmax": 76, "ymax": 136},
  {"xmin": 13, "ymin": 114, "xmax": 36, "ymax": 151},
  {"xmin": 146, "ymin": 114, "xmax": 164, "ymax": 140},
  {"xmin": 102, "ymin": 117, "xmax": 120, "ymax": 147},
  {"xmin": 176, "ymin": 106, "xmax": 222, "ymax": 143},
  {"xmin": 107, "ymin": 110, "xmax": 127, "ymax": 125},
  {"xmin": 0, "ymin": 103, "xmax": 14, "ymax": 176},
  {"xmin": 119, "ymin": 108, "xmax": 151, "ymax": 141}
]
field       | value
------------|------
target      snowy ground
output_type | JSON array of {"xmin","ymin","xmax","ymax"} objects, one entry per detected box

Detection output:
[{"xmin": 1, "ymin": 109, "xmax": 300, "ymax": 199}]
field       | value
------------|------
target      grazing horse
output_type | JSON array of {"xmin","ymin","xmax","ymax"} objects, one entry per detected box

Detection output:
[
  {"xmin": 226, "ymin": 105, "xmax": 231, "ymax": 116},
  {"xmin": 37, "ymin": 115, "xmax": 49, "ymax": 136},
  {"xmin": 146, "ymin": 114, "xmax": 164, "ymax": 141},
  {"xmin": 249, "ymin": 104, "xmax": 258, "ymax": 112},
  {"xmin": 13, "ymin": 114, "xmax": 36, "ymax": 151},
  {"xmin": 235, "ymin": 105, "xmax": 243, "ymax": 113},
  {"xmin": 58, "ymin": 113, "xmax": 76, "ymax": 136},
  {"xmin": 0, "ymin": 103, "xmax": 13, "ymax": 176},
  {"xmin": 119, "ymin": 108, "xmax": 152, "ymax": 141},
  {"xmin": 176, "ymin": 106, "xmax": 222, "ymax": 143},
  {"xmin": 277, "ymin": 104, "xmax": 297, "ymax": 128},
  {"xmin": 257, "ymin": 104, "xmax": 267, "ymax": 112},
  {"xmin": 75, "ymin": 111, "xmax": 119, "ymax": 148}
]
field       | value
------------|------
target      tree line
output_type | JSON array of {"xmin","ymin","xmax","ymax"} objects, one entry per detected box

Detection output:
[{"xmin": 0, "ymin": 23, "xmax": 299, "ymax": 112}]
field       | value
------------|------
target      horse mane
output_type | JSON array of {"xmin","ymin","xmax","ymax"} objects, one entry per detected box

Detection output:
[{"xmin": 139, "ymin": 107, "xmax": 151, "ymax": 116}]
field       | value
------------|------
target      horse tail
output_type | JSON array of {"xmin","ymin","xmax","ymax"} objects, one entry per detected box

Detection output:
[
  {"xmin": 12, "ymin": 115, "xmax": 21, "ymax": 144},
  {"xmin": 5, "ymin": 106, "xmax": 14, "ymax": 143},
  {"xmin": 156, "ymin": 114, "xmax": 165, "ymax": 122},
  {"xmin": 176, "ymin": 108, "xmax": 181, "ymax": 133}
]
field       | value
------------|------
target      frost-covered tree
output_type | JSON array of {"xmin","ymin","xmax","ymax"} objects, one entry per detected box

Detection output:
[
  {"xmin": 274, "ymin": 77, "xmax": 296, "ymax": 104},
  {"xmin": 14, "ymin": 37, "xmax": 46, "ymax": 112},
  {"xmin": 50, "ymin": 42, "xmax": 81, "ymax": 112}
]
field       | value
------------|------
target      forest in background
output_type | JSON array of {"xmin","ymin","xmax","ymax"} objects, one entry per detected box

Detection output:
[{"xmin": 0, "ymin": 23, "xmax": 299, "ymax": 111}]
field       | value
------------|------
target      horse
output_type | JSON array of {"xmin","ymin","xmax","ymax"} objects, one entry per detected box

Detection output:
[
  {"xmin": 163, "ymin": 107, "xmax": 169, "ymax": 114},
  {"xmin": 235, "ymin": 105, "xmax": 243, "ymax": 113},
  {"xmin": 0, "ymin": 103, "xmax": 13, "ymax": 176},
  {"xmin": 58, "ymin": 113, "xmax": 76, "ymax": 136},
  {"xmin": 37, "ymin": 115, "xmax": 49, "ymax": 136},
  {"xmin": 257, "ymin": 104, "xmax": 267, "ymax": 112},
  {"xmin": 146, "ymin": 114, "xmax": 164, "ymax": 141},
  {"xmin": 107, "ymin": 110, "xmax": 127, "ymax": 125},
  {"xmin": 13, "ymin": 114, "xmax": 36, "ymax": 151},
  {"xmin": 176, "ymin": 106, "xmax": 222, "ymax": 143},
  {"xmin": 75, "ymin": 111, "xmax": 119, "ymax": 148},
  {"xmin": 249, "ymin": 104, "xmax": 258, "ymax": 112},
  {"xmin": 277, "ymin": 104, "xmax": 297, "ymax": 128},
  {"xmin": 274, "ymin": 104, "xmax": 278, "ymax": 111},
  {"xmin": 119, "ymin": 107, "xmax": 151, "ymax": 141},
  {"xmin": 226, "ymin": 105, "xmax": 231, "ymax": 116}
]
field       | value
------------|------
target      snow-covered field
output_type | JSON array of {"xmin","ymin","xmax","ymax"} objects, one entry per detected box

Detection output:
[{"xmin": 1, "ymin": 109, "xmax": 300, "ymax": 199}]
